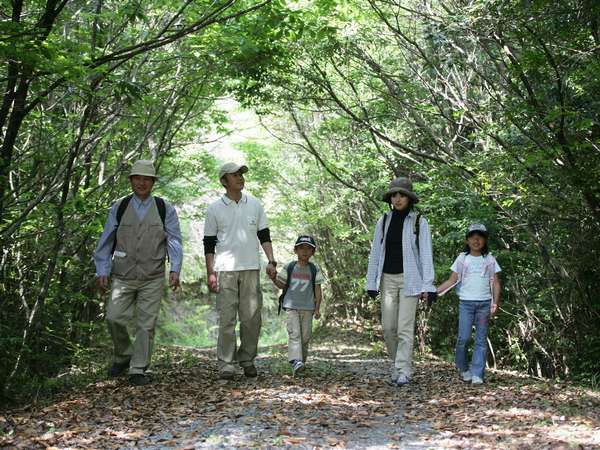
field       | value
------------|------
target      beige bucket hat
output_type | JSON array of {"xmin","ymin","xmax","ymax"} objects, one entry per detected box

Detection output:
[
  {"xmin": 219, "ymin": 162, "xmax": 248, "ymax": 179},
  {"xmin": 129, "ymin": 160, "xmax": 158, "ymax": 179},
  {"xmin": 381, "ymin": 177, "xmax": 419, "ymax": 203}
]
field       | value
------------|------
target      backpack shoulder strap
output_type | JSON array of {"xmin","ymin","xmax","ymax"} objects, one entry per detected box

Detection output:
[
  {"xmin": 278, "ymin": 261, "xmax": 297, "ymax": 315},
  {"xmin": 413, "ymin": 212, "xmax": 422, "ymax": 251},
  {"xmin": 380, "ymin": 212, "xmax": 388, "ymax": 244},
  {"xmin": 309, "ymin": 262, "xmax": 318, "ymax": 293},
  {"xmin": 116, "ymin": 194, "xmax": 133, "ymax": 225},
  {"xmin": 154, "ymin": 196, "xmax": 166, "ymax": 230},
  {"xmin": 112, "ymin": 195, "xmax": 133, "ymax": 255},
  {"xmin": 456, "ymin": 252, "xmax": 469, "ymax": 281}
]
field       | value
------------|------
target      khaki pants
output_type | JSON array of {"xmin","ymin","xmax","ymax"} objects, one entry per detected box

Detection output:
[
  {"xmin": 106, "ymin": 277, "xmax": 165, "ymax": 375},
  {"xmin": 287, "ymin": 309, "xmax": 313, "ymax": 363},
  {"xmin": 381, "ymin": 273, "xmax": 418, "ymax": 378},
  {"xmin": 216, "ymin": 270, "xmax": 262, "ymax": 373}
]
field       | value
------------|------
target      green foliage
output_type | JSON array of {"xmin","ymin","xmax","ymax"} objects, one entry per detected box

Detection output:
[{"xmin": 2, "ymin": 0, "xmax": 599, "ymax": 401}]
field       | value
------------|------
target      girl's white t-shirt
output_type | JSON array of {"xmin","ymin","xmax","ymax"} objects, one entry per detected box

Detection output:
[{"xmin": 451, "ymin": 254, "xmax": 501, "ymax": 301}]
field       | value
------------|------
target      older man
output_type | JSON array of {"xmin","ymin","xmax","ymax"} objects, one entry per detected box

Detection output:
[
  {"xmin": 203, "ymin": 162, "xmax": 277, "ymax": 379},
  {"xmin": 94, "ymin": 160, "xmax": 182, "ymax": 386}
]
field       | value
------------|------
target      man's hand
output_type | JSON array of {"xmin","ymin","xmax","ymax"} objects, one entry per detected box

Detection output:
[
  {"xmin": 266, "ymin": 261, "xmax": 277, "ymax": 279},
  {"xmin": 207, "ymin": 272, "xmax": 218, "ymax": 293},
  {"xmin": 96, "ymin": 276, "xmax": 109, "ymax": 290},
  {"xmin": 314, "ymin": 309, "xmax": 321, "ymax": 320},
  {"xmin": 169, "ymin": 272, "xmax": 180, "ymax": 291},
  {"xmin": 367, "ymin": 290, "xmax": 379, "ymax": 299}
]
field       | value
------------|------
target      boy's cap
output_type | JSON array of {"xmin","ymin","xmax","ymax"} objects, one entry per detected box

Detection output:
[
  {"xmin": 466, "ymin": 223, "xmax": 488, "ymax": 237},
  {"xmin": 219, "ymin": 162, "xmax": 248, "ymax": 179},
  {"xmin": 294, "ymin": 235, "xmax": 316, "ymax": 248}
]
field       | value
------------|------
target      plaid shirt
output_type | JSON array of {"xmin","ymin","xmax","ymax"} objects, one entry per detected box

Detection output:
[{"xmin": 366, "ymin": 210, "xmax": 436, "ymax": 296}]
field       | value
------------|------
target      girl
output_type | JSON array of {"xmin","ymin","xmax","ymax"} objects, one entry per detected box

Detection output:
[
  {"xmin": 437, "ymin": 224, "xmax": 501, "ymax": 385},
  {"xmin": 366, "ymin": 177, "xmax": 436, "ymax": 387}
]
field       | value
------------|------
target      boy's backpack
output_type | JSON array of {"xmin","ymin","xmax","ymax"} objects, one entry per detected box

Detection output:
[
  {"xmin": 380, "ymin": 211, "xmax": 422, "ymax": 250},
  {"xmin": 278, "ymin": 261, "xmax": 318, "ymax": 315},
  {"xmin": 111, "ymin": 194, "xmax": 167, "ymax": 255}
]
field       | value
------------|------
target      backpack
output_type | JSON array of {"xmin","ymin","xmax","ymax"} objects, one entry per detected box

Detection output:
[
  {"xmin": 278, "ymin": 261, "xmax": 318, "ymax": 315},
  {"xmin": 111, "ymin": 194, "xmax": 167, "ymax": 255},
  {"xmin": 380, "ymin": 211, "xmax": 422, "ymax": 250}
]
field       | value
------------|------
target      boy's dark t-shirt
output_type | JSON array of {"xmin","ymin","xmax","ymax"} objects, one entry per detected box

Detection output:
[{"xmin": 277, "ymin": 262, "xmax": 324, "ymax": 310}]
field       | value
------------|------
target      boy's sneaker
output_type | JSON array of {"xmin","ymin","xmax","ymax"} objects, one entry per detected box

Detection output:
[
  {"xmin": 292, "ymin": 360, "xmax": 305, "ymax": 376},
  {"xmin": 460, "ymin": 370, "xmax": 472, "ymax": 382},
  {"xmin": 471, "ymin": 375, "xmax": 484, "ymax": 385},
  {"xmin": 395, "ymin": 374, "xmax": 410, "ymax": 386}
]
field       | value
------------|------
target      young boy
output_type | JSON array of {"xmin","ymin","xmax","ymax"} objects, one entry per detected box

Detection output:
[{"xmin": 270, "ymin": 235, "xmax": 324, "ymax": 376}]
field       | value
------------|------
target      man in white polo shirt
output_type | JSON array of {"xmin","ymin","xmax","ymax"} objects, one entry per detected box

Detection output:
[{"xmin": 203, "ymin": 162, "xmax": 277, "ymax": 379}]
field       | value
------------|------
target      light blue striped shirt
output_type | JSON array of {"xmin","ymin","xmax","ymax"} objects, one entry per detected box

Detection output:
[
  {"xmin": 366, "ymin": 210, "xmax": 436, "ymax": 296},
  {"xmin": 94, "ymin": 194, "xmax": 183, "ymax": 276}
]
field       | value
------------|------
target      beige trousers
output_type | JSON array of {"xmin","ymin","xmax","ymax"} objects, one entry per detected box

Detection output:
[
  {"xmin": 216, "ymin": 270, "xmax": 262, "ymax": 373},
  {"xmin": 106, "ymin": 277, "xmax": 165, "ymax": 375},
  {"xmin": 381, "ymin": 273, "xmax": 418, "ymax": 378},
  {"xmin": 287, "ymin": 309, "xmax": 313, "ymax": 363}
]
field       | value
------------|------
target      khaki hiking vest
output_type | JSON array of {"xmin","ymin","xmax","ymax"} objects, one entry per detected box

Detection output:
[{"xmin": 111, "ymin": 197, "xmax": 167, "ymax": 281}]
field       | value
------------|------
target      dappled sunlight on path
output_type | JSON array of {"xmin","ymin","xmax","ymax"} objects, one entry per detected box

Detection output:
[{"xmin": 1, "ymin": 328, "xmax": 599, "ymax": 449}]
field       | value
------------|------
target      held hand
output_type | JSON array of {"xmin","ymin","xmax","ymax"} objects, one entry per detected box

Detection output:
[
  {"xmin": 426, "ymin": 292, "xmax": 438, "ymax": 308},
  {"xmin": 490, "ymin": 302, "xmax": 498, "ymax": 316},
  {"xmin": 367, "ymin": 290, "xmax": 379, "ymax": 299},
  {"xmin": 169, "ymin": 272, "xmax": 180, "ymax": 291},
  {"xmin": 207, "ymin": 273, "xmax": 218, "ymax": 293},
  {"xmin": 266, "ymin": 262, "xmax": 277, "ymax": 279},
  {"xmin": 96, "ymin": 276, "xmax": 109, "ymax": 290}
]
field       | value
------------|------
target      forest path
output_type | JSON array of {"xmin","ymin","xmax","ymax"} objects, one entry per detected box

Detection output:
[{"xmin": 1, "ymin": 327, "xmax": 599, "ymax": 449}]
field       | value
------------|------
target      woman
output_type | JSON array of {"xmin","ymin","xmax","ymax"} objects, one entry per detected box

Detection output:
[{"xmin": 366, "ymin": 177, "xmax": 436, "ymax": 386}]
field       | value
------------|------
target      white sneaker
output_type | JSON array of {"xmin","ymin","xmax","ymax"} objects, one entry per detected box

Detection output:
[
  {"xmin": 460, "ymin": 370, "xmax": 472, "ymax": 382},
  {"xmin": 471, "ymin": 375, "xmax": 484, "ymax": 385}
]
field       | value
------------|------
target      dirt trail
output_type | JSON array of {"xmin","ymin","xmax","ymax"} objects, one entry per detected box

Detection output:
[{"xmin": 1, "ymin": 328, "xmax": 599, "ymax": 449}]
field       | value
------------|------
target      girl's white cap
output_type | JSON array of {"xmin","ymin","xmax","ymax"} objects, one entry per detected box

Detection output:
[{"xmin": 466, "ymin": 223, "xmax": 488, "ymax": 237}]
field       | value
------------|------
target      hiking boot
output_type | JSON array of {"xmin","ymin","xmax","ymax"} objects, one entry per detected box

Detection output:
[
  {"xmin": 219, "ymin": 370, "xmax": 235, "ymax": 380},
  {"xmin": 128, "ymin": 374, "xmax": 151, "ymax": 386},
  {"xmin": 460, "ymin": 370, "xmax": 472, "ymax": 382},
  {"xmin": 292, "ymin": 360, "xmax": 305, "ymax": 376},
  {"xmin": 471, "ymin": 375, "xmax": 484, "ymax": 385},
  {"xmin": 395, "ymin": 374, "xmax": 410, "ymax": 386},
  {"xmin": 243, "ymin": 365, "xmax": 258, "ymax": 378},
  {"xmin": 107, "ymin": 360, "xmax": 130, "ymax": 378}
]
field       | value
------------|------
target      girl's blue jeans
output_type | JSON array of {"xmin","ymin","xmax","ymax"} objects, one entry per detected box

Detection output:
[{"xmin": 455, "ymin": 300, "xmax": 491, "ymax": 379}]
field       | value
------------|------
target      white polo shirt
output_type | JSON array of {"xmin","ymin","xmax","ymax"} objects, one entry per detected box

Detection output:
[{"xmin": 204, "ymin": 193, "xmax": 268, "ymax": 271}]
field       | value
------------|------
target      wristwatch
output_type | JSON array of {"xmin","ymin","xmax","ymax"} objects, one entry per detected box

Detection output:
[{"xmin": 268, "ymin": 260, "xmax": 277, "ymax": 267}]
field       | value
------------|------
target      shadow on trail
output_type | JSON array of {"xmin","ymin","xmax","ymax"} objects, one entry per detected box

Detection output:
[{"xmin": 1, "ymin": 327, "xmax": 599, "ymax": 449}]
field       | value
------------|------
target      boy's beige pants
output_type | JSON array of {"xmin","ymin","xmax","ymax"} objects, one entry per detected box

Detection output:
[
  {"xmin": 216, "ymin": 270, "xmax": 262, "ymax": 374},
  {"xmin": 287, "ymin": 309, "xmax": 313, "ymax": 363},
  {"xmin": 106, "ymin": 277, "xmax": 165, "ymax": 375},
  {"xmin": 380, "ymin": 273, "xmax": 418, "ymax": 378}
]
